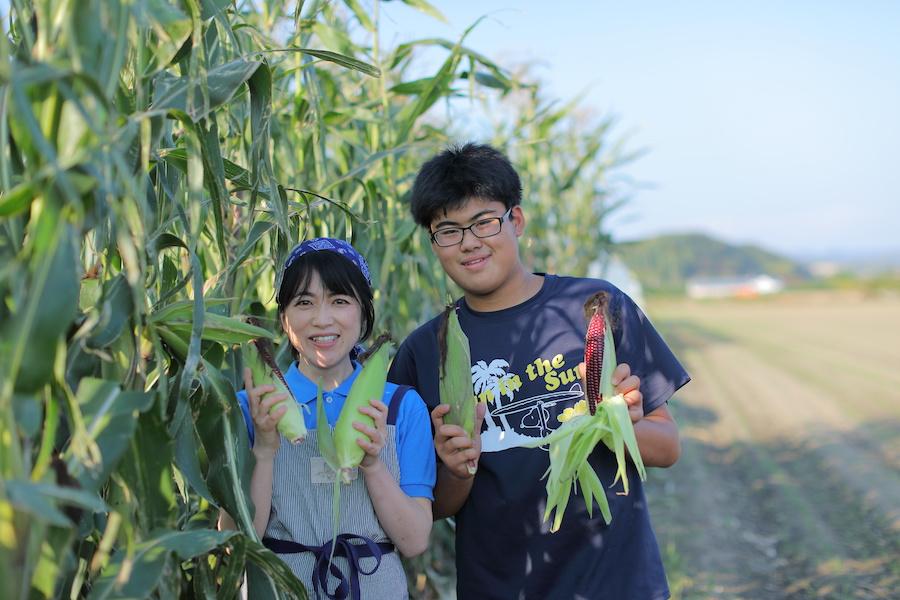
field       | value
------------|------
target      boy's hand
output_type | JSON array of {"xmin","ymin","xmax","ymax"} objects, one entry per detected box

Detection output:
[
  {"xmin": 576, "ymin": 362, "xmax": 643, "ymax": 423},
  {"xmin": 243, "ymin": 367, "xmax": 287, "ymax": 456},
  {"xmin": 356, "ymin": 398, "xmax": 389, "ymax": 470},
  {"xmin": 431, "ymin": 402, "xmax": 486, "ymax": 479},
  {"xmin": 612, "ymin": 363, "xmax": 643, "ymax": 424}
]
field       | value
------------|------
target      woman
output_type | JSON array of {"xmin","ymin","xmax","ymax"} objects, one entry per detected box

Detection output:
[{"xmin": 227, "ymin": 238, "xmax": 434, "ymax": 599}]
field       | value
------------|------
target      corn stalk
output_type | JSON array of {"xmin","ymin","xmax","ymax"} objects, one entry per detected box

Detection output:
[{"xmin": 0, "ymin": 1, "xmax": 633, "ymax": 598}]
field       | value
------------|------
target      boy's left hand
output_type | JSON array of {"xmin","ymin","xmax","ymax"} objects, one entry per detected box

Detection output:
[
  {"xmin": 612, "ymin": 363, "xmax": 643, "ymax": 424},
  {"xmin": 355, "ymin": 398, "xmax": 388, "ymax": 469}
]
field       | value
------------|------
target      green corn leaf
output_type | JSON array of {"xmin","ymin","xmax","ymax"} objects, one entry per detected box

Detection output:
[
  {"xmin": 216, "ymin": 534, "xmax": 248, "ymax": 600},
  {"xmin": 173, "ymin": 405, "xmax": 216, "ymax": 503},
  {"xmin": 288, "ymin": 48, "xmax": 380, "ymax": 78},
  {"xmin": 85, "ymin": 274, "xmax": 134, "ymax": 349},
  {"xmin": 117, "ymin": 408, "xmax": 178, "ymax": 531},
  {"xmin": 0, "ymin": 180, "xmax": 36, "ymax": 217},
  {"xmin": 148, "ymin": 298, "xmax": 231, "ymax": 325},
  {"xmin": 164, "ymin": 312, "xmax": 274, "ymax": 345},
  {"xmin": 88, "ymin": 529, "xmax": 240, "ymax": 600},
  {"xmin": 197, "ymin": 362, "xmax": 257, "ymax": 539},
  {"xmin": 7, "ymin": 216, "xmax": 79, "ymax": 395},
  {"xmin": 399, "ymin": 0, "xmax": 447, "ymax": 23},
  {"xmin": 245, "ymin": 539, "xmax": 309, "ymax": 599},
  {"xmin": 68, "ymin": 377, "xmax": 153, "ymax": 491},
  {"xmin": 5, "ymin": 480, "xmax": 108, "ymax": 527},
  {"xmin": 151, "ymin": 59, "xmax": 262, "ymax": 121}
]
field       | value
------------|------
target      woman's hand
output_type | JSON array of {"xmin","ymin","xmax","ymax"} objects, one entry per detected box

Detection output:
[
  {"xmin": 243, "ymin": 367, "xmax": 287, "ymax": 457},
  {"xmin": 355, "ymin": 398, "xmax": 389, "ymax": 470}
]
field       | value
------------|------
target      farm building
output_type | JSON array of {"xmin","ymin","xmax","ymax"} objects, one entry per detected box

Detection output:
[{"xmin": 686, "ymin": 274, "xmax": 784, "ymax": 299}]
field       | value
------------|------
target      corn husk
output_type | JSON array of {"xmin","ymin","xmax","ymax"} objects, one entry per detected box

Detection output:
[
  {"xmin": 438, "ymin": 304, "xmax": 479, "ymax": 473},
  {"xmin": 317, "ymin": 333, "xmax": 392, "ymax": 484},
  {"xmin": 243, "ymin": 320, "xmax": 307, "ymax": 444},
  {"xmin": 315, "ymin": 334, "xmax": 393, "ymax": 567},
  {"xmin": 524, "ymin": 292, "xmax": 646, "ymax": 531}
]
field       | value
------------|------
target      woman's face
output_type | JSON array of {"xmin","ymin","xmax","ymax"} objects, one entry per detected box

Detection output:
[{"xmin": 280, "ymin": 270, "xmax": 363, "ymax": 383}]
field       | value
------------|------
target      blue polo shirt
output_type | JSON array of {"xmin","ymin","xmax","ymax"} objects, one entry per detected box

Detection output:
[{"xmin": 237, "ymin": 362, "xmax": 435, "ymax": 500}]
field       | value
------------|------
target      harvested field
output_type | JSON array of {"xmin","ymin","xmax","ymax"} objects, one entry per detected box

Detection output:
[{"xmin": 646, "ymin": 291, "xmax": 900, "ymax": 599}]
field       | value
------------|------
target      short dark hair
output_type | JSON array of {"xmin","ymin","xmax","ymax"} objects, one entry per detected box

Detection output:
[
  {"xmin": 277, "ymin": 251, "xmax": 375, "ymax": 357},
  {"xmin": 409, "ymin": 143, "xmax": 522, "ymax": 227}
]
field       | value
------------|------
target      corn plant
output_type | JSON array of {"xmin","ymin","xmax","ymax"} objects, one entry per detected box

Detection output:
[{"xmin": 0, "ymin": 1, "xmax": 631, "ymax": 598}]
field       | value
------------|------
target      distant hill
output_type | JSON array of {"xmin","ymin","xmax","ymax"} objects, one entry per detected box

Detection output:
[{"xmin": 616, "ymin": 233, "xmax": 811, "ymax": 294}]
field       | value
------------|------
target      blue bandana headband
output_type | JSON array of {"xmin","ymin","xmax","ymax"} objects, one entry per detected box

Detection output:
[{"xmin": 283, "ymin": 237, "xmax": 372, "ymax": 286}]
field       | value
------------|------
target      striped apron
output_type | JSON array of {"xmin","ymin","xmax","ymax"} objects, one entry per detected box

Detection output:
[{"xmin": 263, "ymin": 387, "xmax": 410, "ymax": 600}]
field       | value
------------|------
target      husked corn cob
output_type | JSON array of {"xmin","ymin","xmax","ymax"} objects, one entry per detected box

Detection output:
[
  {"xmin": 438, "ymin": 304, "xmax": 478, "ymax": 472},
  {"xmin": 583, "ymin": 294, "xmax": 606, "ymax": 415},
  {"xmin": 524, "ymin": 291, "xmax": 645, "ymax": 532},
  {"xmin": 312, "ymin": 335, "xmax": 393, "ymax": 566},
  {"xmin": 243, "ymin": 321, "xmax": 307, "ymax": 444},
  {"xmin": 332, "ymin": 333, "xmax": 392, "ymax": 484}
]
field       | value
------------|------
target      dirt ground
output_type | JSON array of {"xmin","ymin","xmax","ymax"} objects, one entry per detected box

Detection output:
[{"xmin": 645, "ymin": 291, "xmax": 900, "ymax": 599}]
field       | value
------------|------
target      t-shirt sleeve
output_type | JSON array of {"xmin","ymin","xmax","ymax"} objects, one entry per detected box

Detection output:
[
  {"xmin": 389, "ymin": 326, "xmax": 443, "ymax": 414},
  {"xmin": 388, "ymin": 337, "xmax": 419, "ymax": 389},
  {"xmin": 236, "ymin": 389, "xmax": 255, "ymax": 447},
  {"xmin": 396, "ymin": 388, "xmax": 437, "ymax": 500},
  {"xmin": 611, "ymin": 290, "xmax": 691, "ymax": 414}
]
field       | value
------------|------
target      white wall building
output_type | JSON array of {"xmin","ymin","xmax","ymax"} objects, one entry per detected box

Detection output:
[{"xmin": 686, "ymin": 274, "xmax": 784, "ymax": 299}]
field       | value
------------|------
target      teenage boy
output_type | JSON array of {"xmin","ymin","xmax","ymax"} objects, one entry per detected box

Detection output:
[{"xmin": 388, "ymin": 143, "xmax": 691, "ymax": 599}]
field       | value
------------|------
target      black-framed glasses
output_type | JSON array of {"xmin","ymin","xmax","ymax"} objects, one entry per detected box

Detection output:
[{"xmin": 429, "ymin": 208, "xmax": 513, "ymax": 247}]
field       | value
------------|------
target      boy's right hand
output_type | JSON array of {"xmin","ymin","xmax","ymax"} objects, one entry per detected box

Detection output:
[
  {"xmin": 431, "ymin": 402, "xmax": 486, "ymax": 479},
  {"xmin": 243, "ymin": 367, "xmax": 287, "ymax": 456}
]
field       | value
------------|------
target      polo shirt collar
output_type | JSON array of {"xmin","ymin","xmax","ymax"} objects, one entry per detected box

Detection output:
[{"xmin": 283, "ymin": 361, "xmax": 363, "ymax": 404}]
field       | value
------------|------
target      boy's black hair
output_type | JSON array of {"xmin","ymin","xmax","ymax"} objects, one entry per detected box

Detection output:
[
  {"xmin": 277, "ymin": 251, "xmax": 375, "ymax": 358},
  {"xmin": 409, "ymin": 142, "xmax": 522, "ymax": 227}
]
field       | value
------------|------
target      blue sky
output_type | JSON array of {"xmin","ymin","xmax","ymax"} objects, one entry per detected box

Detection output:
[
  {"xmin": 379, "ymin": 1, "xmax": 900, "ymax": 259},
  {"xmin": 2, "ymin": 1, "xmax": 897, "ymax": 259}
]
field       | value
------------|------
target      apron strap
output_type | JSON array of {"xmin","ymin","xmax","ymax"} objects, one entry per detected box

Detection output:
[
  {"xmin": 386, "ymin": 385, "xmax": 411, "ymax": 426},
  {"xmin": 263, "ymin": 535, "xmax": 395, "ymax": 600}
]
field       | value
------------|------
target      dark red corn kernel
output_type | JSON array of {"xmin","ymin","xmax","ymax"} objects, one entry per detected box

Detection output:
[{"xmin": 584, "ymin": 308, "xmax": 605, "ymax": 415}]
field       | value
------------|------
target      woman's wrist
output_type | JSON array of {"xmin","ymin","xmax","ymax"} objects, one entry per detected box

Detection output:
[
  {"xmin": 253, "ymin": 445, "xmax": 278, "ymax": 461},
  {"xmin": 360, "ymin": 458, "xmax": 386, "ymax": 477}
]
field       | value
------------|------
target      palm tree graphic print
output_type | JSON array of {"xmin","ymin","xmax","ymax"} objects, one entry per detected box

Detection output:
[{"xmin": 472, "ymin": 358, "xmax": 585, "ymax": 453}]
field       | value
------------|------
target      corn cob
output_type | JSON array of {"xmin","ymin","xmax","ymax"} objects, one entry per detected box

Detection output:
[
  {"xmin": 312, "ymin": 335, "xmax": 392, "ymax": 570},
  {"xmin": 583, "ymin": 294, "xmax": 606, "ymax": 415},
  {"xmin": 331, "ymin": 333, "xmax": 392, "ymax": 484},
  {"xmin": 438, "ymin": 304, "xmax": 479, "ymax": 474},
  {"xmin": 243, "ymin": 318, "xmax": 307, "ymax": 444},
  {"xmin": 523, "ymin": 291, "xmax": 646, "ymax": 531}
]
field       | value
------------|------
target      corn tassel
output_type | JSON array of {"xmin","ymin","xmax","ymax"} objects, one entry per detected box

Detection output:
[
  {"xmin": 331, "ymin": 333, "xmax": 392, "ymax": 484},
  {"xmin": 243, "ymin": 318, "xmax": 307, "ymax": 444},
  {"xmin": 438, "ymin": 304, "xmax": 479, "ymax": 473},
  {"xmin": 524, "ymin": 292, "xmax": 646, "ymax": 531}
]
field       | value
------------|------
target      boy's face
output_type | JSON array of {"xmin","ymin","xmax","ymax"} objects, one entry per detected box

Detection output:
[{"xmin": 428, "ymin": 197, "xmax": 525, "ymax": 299}]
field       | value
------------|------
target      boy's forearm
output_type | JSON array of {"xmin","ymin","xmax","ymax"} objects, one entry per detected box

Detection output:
[
  {"xmin": 432, "ymin": 463, "xmax": 475, "ymax": 519},
  {"xmin": 634, "ymin": 406, "xmax": 680, "ymax": 467}
]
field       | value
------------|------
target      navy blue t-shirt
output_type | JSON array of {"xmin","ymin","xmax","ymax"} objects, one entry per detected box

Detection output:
[{"xmin": 388, "ymin": 275, "xmax": 690, "ymax": 600}]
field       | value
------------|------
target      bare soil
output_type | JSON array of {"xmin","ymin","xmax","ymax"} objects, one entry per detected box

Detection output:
[{"xmin": 645, "ymin": 291, "xmax": 900, "ymax": 599}]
